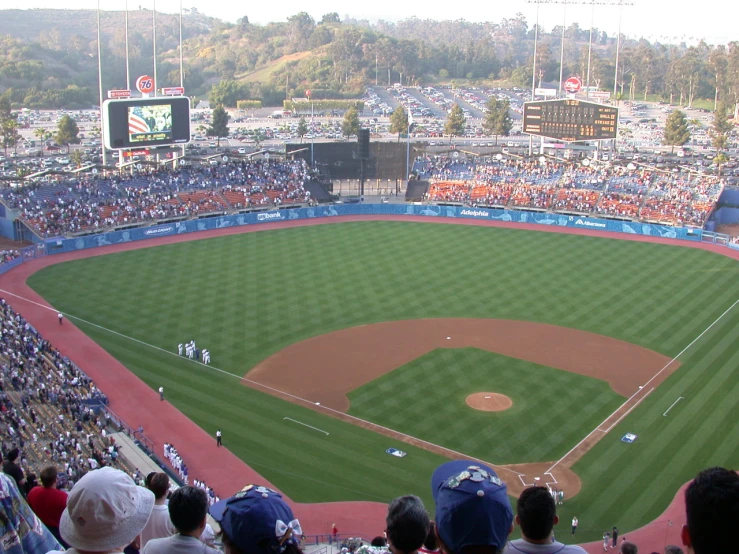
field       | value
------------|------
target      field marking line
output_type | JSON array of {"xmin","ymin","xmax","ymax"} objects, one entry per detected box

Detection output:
[
  {"xmin": 544, "ymin": 471, "xmax": 557, "ymax": 484},
  {"xmin": 663, "ymin": 396, "xmax": 684, "ymax": 417},
  {"xmin": 545, "ymin": 295, "xmax": 739, "ymax": 475},
  {"xmin": 0, "ymin": 288, "xmax": 525, "ymax": 478},
  {"xmin": 601, "ymin": 387, "xmax": 654, "ymax": 434},
  {"xmin": 283, "ymin": 417, "xmax": 329, "ymax": 435}
]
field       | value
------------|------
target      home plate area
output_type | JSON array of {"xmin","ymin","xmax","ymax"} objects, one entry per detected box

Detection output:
[{"xmin": 499, "ymin": 462, "xmax": 582, "ymax": 498}]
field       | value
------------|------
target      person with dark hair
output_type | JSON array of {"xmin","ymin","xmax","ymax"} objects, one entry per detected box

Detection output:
[
  {"xmin": 419, "ymin": 522, "xmax": 440, "ymax": 554},
  {"xmin": 2, "ymin": 448, "xmax": 25, "ymax": 494},
  {"xmin": 210, "ymin": 485, "xmax": 304, "ymax": 554},
  {"xmin": 386, "ymin": 495, "xmax": 430, "ymax": 554},
  {"xmin": 681, "ymin": 466, "xmax": 738, "ymax": 554},
  {"xmin": 140, "ymin": 473, "xmax": 175, "ymax": 547},
  {"xmin": 431, "ymin": 461, "xmax": 513, "ymax": 554},
  {"xmin": 372, "ymin": 538, "xmax": 388, "ymax": 547},
  {"xmin": 619, "ymin": 542, "xmax": 637, "ymax": 554},
  {"xmin": 22, "ymin": 475, "xmax": 37, "ymax": 497},
  {"xmin": 663, "ymin": 547, "xmax": 683, "ymax": 554},
  {"xmin": 27, "ymin": 466, "xmax": 68, "ymax": 548},
  {"xmin": 612, "ymin": 527, "xmax": 618, "ymax": 549},
  {"xmin": 503, "ymin": 487, "xmax": 586, "ymax": 553},
  {"xmin": 142, "ymin": 486, "xmax": 220, "ymax": 554}
]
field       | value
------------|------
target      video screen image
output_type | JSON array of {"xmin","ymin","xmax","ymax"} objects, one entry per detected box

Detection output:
[{"xmin": 128, "ymin": 104, "xmax": 173, "ymax": 143}]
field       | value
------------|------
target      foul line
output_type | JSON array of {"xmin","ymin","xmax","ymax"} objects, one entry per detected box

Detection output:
[
  {"xmin": 663, "ymin": 397, "xmax": 684, "ymax": 417},
  {"xmin": 600, "ymin": 387, "xmax": 654, "ymax": 433},
  {"xmin": 0, "ymin": 288, "xmax": 524, "ymax": 478},
  {"xmin": 546, "ymin": 295, "xmax": 739, "ymax": 475},
  {"xmin": 283, "ymin": 417, "xmax": 329, "ymax": 435}
]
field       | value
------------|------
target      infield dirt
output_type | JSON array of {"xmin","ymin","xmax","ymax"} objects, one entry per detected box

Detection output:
[{"xmin": 245, "ymin": 317, "xmax": 679, "ymax": 497}]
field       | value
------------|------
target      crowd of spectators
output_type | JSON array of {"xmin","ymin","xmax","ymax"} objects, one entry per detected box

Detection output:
[
  {"xmin": 0, "ymin": 250, "xmax": 21, "ymax": 264},
  {"xmin": 0, "ymin": 296, "xmax": 120, "ymax": 492},
  {"xmin": 420, "ymin": 156, "xmax": 724, "ymax": 227},
  {"xmin": 0, "ymin": 160, "xmax": 311, "ymax": 238}
]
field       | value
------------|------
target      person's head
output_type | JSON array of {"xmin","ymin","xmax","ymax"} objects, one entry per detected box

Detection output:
[
  {"xmin": 620, "ymin": 542, "xmax": 638, "ymax": 554},
  {"xmin": 664, "ymin": 546, "xmax": 684, "ymax": 554},
  {"xmin": 372, "ymin": 537, "xmax": 388, "ymax": 547},
  {"xmin": 169, "ymin": 486, "xmax": 209, "ymax": 535},
  {"xmin": 147, "ymin": 472, "xmax": 170, "ymax": 501},
  {"xmin": 682, "ymin": 467, "xmax": 739, "ymax": 554},
  {"xmin": 386, "ymin": 495, "xmax": 430, "ymax": 554},
  {"xmin": 431, "ymin": 461, "xmax": 513, "ymax": 554},
  {"xmin": 423, "ymin": 522, "xmax": 439, "ymax": 552},
  {"xmin": 6, "ymin": 448, "xmax": 19, "ymax": 462},
  {"xmin": 60, "ymin": 467, "xmax": 154, "ymax": 552},
  {"xmin": 40, "ymin": 466, "xmax": 59, "ymax": 488},
  {"xmin": 515, "ymin": 487, "xmax": 557, "ymax": 542},
  {"xmin": 210, "ymin": 485, "xmax": 303, "ymax": 554}
]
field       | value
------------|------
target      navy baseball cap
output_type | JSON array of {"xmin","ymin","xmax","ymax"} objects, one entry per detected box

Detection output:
[
  {"xmin": 431, "ymin": 461, "xmax": 513, "ymax": 554},
  {"xmin": 210, "ymin": 485, "xmax": 302, "ymax": 554}
]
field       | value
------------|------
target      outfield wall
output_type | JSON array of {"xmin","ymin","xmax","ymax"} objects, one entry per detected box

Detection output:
[
  {"xmin": 3, "ymin": 204, "xmax": 737, "ymax": 277},
  {"xmin": 39, "ymin": 205, "xmax": 703, "ymax": 255}
]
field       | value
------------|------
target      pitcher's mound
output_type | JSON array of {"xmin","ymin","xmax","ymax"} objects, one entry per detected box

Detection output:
[{"xmin": 466, "ymin": 392, "xmax": 513, "ymax": 412}]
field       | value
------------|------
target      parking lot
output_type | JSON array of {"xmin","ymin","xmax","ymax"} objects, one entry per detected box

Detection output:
[{"xmin": 2, "ymin": 91, "xmax": 736, "ymax": 184}]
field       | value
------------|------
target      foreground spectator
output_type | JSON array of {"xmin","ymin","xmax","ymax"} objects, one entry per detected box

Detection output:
[
  {"xmin": 663, "ymin": 547, "xmax": 683, "ymax": 554},
  {"xmin": 386, "ymin": 495, "xmax": 430, "ymax": 554},
  {"xmin": 620, "ymin": 543, "xmax": 637, "ymax": 554},
  {"xmin": 503, "ymin": 486, "xmax": 585, "ymax": 553},
  {"xmin": 2, "ymin": 448, "xmax": 25, "ymax": 495},
  {"xmin": 48, "ymin": 467, "xmax": 154, "ymax": 554},
  {"xmin": 0, "ymin": 471, "xmax": 61, "ymax": 553},
  {"xmin": 143, "ymin": 486, "xmax": 220, "ymax": 554},
  {"xmin": 26, "ymin": 466, "xmax": 68, "ymax": 548},
  {"xmin": 681, "ymin": 467, "xmax": 738, "ymax": 554},
  {"xmin": 141, "ymin": 473, "xmax": 176, "ymax": 547},
  {"xmin": 210, "ymin": 485, "xmax": 304, "ymax": 554},
  {"xmin": 431, "ymin": 461, "xmax": 513, "ymax": 554},
  {"xmin": 419, "ymin": 522, "xmax": 440, "ymax": 554}
]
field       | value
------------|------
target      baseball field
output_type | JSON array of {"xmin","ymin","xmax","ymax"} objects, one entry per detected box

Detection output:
[{"xmin": 25, "ymin": 219, "xmax": 739, "ymax": 541}]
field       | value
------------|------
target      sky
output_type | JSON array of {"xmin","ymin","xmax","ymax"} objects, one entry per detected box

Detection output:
[{"xmin": 5, "ymin": 0, "xmax": 736, "ymax": 45}]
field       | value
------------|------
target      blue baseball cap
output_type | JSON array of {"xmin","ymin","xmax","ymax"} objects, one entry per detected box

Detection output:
[
  {"xmin": 431, "ymin": 461, "xmax": 513, "ymax": 553},
  {"xmin": 210, "ymin": 485, "xmax": 302, "ymax": 554}
]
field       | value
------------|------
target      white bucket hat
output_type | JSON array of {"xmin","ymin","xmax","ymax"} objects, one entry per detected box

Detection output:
[{"xmin": 60, "ymin": 467, "xmax": 155, "ymax": 551}]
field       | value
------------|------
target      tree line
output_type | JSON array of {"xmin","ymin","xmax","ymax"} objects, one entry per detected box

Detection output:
[{"xmin": 0, "ymin": 10, "xmax": 738, "ymax": 114}]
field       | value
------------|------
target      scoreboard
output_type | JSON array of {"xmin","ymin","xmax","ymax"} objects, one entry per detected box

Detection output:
[{"xmin": 523, "ymin": 99, "xmax": 618, "ymax": 142}]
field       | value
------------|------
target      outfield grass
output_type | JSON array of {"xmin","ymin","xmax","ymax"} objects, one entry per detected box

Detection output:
[
  {"xmin": 26, "ymin": 221, "xmax": 739, "ymax": 541},
  {"xmin": 348, "ymin": 348, "xmax": 623, "ymax": 464}
]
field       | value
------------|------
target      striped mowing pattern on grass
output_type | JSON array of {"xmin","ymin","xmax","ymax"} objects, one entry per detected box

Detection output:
[
  {"xmin": 26, "ymin": 221, "xmax": 739, "ymax": 541},
  {"xmin": 348, "ymin": 348, "xmax": 623, "ymax": 464}
]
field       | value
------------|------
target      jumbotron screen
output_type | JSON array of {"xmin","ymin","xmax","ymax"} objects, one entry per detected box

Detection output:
[
  {"xmin": 103, "ymin": 97, "xmax": 190, "ymax": 150},
  {"xmin": 523, "ymin": 99, "xmax": 618, "ymax": 142}
]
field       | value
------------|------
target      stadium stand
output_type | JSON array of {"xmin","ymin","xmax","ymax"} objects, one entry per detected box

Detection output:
[
  {"xmin": 0, "ymin": 160, "xmax": 310, "ymax": 238},
  {"xmin": 421, "ymin": 156, "xmax": 723, "ymax": 227}
]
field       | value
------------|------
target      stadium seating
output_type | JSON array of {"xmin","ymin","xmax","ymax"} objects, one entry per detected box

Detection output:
[
  {"xmin": 421, "ymin": 156, "xmax": 723, "ymax": 227},
  {"xmin": 0, "ymin": 160, "xmax": 310, "ymax": 238}
]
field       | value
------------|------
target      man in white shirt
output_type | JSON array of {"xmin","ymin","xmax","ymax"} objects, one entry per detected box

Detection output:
[
  {"xmin": 140, "ymin": 473, "xmax": 176, "ymax": 548},
  {"xmin": 143, "ymin": 486, "xmax": 221, "ymax": 554}
]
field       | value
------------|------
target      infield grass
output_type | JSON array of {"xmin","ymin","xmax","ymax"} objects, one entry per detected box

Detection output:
[
  {"xmin": 26, "ymin": 221, "xmax": 739, "ymax": 541},
  {"xmin": 348, "ymin": 348, "xmax": 623, "ymax": 464}
]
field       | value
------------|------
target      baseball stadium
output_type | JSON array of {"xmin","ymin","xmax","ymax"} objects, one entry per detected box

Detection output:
[{"xmin": 0, "ymin": 148, "xmax": 737, "ymax": 554}]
